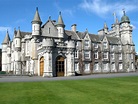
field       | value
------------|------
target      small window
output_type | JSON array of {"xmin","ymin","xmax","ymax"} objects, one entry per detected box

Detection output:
[
  {"xmin": 103, "ymin": 52, "xmax": 108, "ymax": 59},
  {"xmin": 111, "ymin": 53, "xmax": 114, "ymax": 59},
  {"xmin": 94, "ymin": 52, "xmax": 98, "ymax": 59},
  {"xmin": 84, "ymin": 51, "xmax": 90, "ymax": 59},
  {"xmin": 49, "ymin": 28, "xmax": 50, "ymax": 34}
]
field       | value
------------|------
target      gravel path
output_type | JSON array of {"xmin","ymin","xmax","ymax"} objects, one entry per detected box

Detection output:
[{"xmin": 0, "ymin": 72, "xmax": 138, "ymax": 82}]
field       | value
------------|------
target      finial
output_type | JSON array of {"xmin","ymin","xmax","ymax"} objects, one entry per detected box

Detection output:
[
  {"xmin": 18, "ymin": 26, "xmax": 20, "ymax": 30},
  {"xmin": 59, "ymin": 11, "xmax": 61, "ymax": 15},
  {"xmin": 6, "ymin": 29, "xmax": 9, "ymax": 34},
  {"xmin": 49, "ymin": 16, "xmax": 51, "ymax": 20},
  {"xmin": 122, "ymin": 8, "xmax": 125, "ymax": 15},
  {"xmin": 36, "ymin": 7, "xmax": 38, "ymax": 11}
]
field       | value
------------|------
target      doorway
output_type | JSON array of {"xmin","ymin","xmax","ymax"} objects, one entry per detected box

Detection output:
[{"xmin": 56, "ymin": 56, "xmax": 64, "ymax": 77}]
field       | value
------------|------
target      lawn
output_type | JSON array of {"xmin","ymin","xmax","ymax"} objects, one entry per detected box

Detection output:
[{"xmin": 0, "ymin": 76, "xmax": 138, "ymax": 104}]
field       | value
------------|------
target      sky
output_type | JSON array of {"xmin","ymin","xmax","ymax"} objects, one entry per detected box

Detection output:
[{"xmin": 0, "ymin": 0, "xmax": 138, "ymax": 52}]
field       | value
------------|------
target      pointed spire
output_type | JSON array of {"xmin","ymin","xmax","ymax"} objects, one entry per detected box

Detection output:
[
  {"xmin": 32, "ymin": 7, "xmax": 42, "ymax": 24},
  {"xmin": 15, "ymin": 27, "xmax": 21, "ymax": 38},
  {"xmin": 57, "ymin": 11, "xmax": 65, "ymax": 27},
  {"xmin": 2, "ymin": 30, "xmax": 10, "ymax": 44},
  {"xmin": 116, "ymin": 17, "xmax": 119, "ymax": 24},
  {"xmin": 104, "ymin": 22, "xmax": 108, "ymax": 29}
]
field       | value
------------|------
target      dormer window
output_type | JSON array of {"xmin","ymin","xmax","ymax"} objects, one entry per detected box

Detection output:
[
  {"xmin": 94, "ymin": 43, "xmax": 98, "ymax": 48},
  {"xmin": 103, "ymin": 42, "xmax": 107, "ymax": 49},
  {"xmin": 84, "ymin": 40, "xmax": 89, "ymax": 47}
]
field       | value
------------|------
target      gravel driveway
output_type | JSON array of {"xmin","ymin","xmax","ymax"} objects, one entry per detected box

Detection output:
[{"xmin": 0, "ymin": 72, "xmax": 138, "ymax": 82}]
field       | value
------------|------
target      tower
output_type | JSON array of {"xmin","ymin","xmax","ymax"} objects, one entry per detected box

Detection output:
[
  {"xmin": 32, "ymin": 7, "xmax": 42, "ymax": 36},
  {"xmin": 56, "ymin": 12, "xmax": 65, "ymax": 38},
  {"xmin": 2, "ymin": 31, "xmax": 10, "ymax": 72},
  {"xmin": 103, "ymin": 22, "xmax": 108, "ymax": 34},
  {"xmin": 120, "ymin": 10, "xmax": 134, "ymax": 72},
  {"xmin": 14, "ymin": 28, "xmax": 22, "ymax": 74}
]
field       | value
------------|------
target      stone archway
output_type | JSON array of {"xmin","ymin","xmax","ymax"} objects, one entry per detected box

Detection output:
[
  {"xmin": 40, "ymin": 57, "xmax": 44, "ymax": 76},
  {"xmin": 56, "ymin": 56, "xmax": 64, "ymax": 77}
]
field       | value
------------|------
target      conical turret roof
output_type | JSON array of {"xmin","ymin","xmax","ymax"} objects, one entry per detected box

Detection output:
[
  {"xmin": 32, "ymin": 7, "xmax": 42, "ymax": 24},
  {"xmin": 2, "ymin": 30, "xmax": 10, "ymax": 44},
  {"xmin": 15, "ymin": 28, "xmax": 21, "ymax": 38},
  {"xmin": 57, "ymin": 12, "xmax": 65, "ymax": 27}
]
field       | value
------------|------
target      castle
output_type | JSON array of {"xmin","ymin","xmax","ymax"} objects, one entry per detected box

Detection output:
[{"xmin": 1, "ymin": 8, "xmax": 136, "ymax": 77}]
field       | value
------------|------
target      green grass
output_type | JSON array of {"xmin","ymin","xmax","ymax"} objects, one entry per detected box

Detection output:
[{"xmin": 0, "ymin": 76, "xmax": 138, "ymax": 104}]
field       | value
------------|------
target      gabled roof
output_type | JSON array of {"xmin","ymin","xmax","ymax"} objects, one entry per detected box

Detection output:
[
  {"xmin": 106, "ymin": 36, "xmax": 120, "ymax": 45},
  {"xmin": 65, "ymin": 30, "xmax": 80, "ymax": 40},
  {"xmin": 2, "ymin": 31, "xmax": 10, "ymax": 44}
]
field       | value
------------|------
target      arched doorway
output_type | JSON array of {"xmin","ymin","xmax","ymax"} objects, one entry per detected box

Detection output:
[
  {"xmin": 40, "ymin": 57, "xmax": 44, "ymax": 76},
  {"xmin": 56, "ymin": 56, "xmax": 64, "ymax": 77}
]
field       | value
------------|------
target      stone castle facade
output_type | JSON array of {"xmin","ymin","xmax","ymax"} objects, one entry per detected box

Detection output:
[{"xmin": 1, "ymin": 8, "xmax": 136, "ymax": 77}]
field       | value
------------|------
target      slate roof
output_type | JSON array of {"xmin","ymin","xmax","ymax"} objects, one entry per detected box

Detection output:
[
  {"xmin": 2, "ymin": 31, "xmax": 10, "ymax": 44},
  {"xmin": 65, "ymin": 30, "xmax": 79, "ymax": 40}
]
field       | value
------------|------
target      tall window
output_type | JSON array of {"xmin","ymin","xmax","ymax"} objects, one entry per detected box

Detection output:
[
  {"xmin": 112, "ymin": 63, "xmax": 115, "ymax": 70},
  {"xmin": 131, "ymin": 63, "xmax": 133, "ymax": 69},
  {"xmin": 49, "ymin": 27, "xmax": 50, "ymax": 34},
  {"xmin": 103, "ymin": 52, "xmax": 108, "ymax": 59},
  {"xmin": 84, "ymin": 51, "xmax": 90, "ymax": 59},
  {"xmin": 119, "ymin": 63, "xmax": 122, "ymax": 70},
  {"xmin": 85, "ymin": 63, "xmax": 90, "ymax": 71},
  {"xmin": 131, "ymin": 54, "xmax": 133, "ymax": 60},
  {"xmin": 119, "ymin": 53, "xmax": 122, "ymax": 60},
  {"xmin": 103, "ymin": 63, "xmax": 108, "ymax": 70},
  {"xmin": 95, "ymin": 63, "xmax": 99, "ymax": 70},
  {"xmin": 75, "ymin": 63, "xmax": 79, "ymax": 71},
  {"xmin": 103, "ymin": 42, "xmax": 107, "ymax": 49},
  {"xmin": 84, "ymin": 40, "xmax": 89, "ymax": 47},
  {"xmin": 94, "ymin": 52, "xmax": 98, "ymax": 59},
  {"xmin": 111, "ymin": 53, "xmax": 114, "ymax": 59},
  {"xmin": 75, "ymin": 50, "xmax": 78, "ymax": 58}
]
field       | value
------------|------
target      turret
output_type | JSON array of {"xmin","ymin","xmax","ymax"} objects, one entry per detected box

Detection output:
[
  {"xmin": 32, "ymin": 7, "xmax": 42, "ymax": 36},
  {"xmin": 115, "ymin": 18, "xmax": 120, "ymax": 38},
  {"xmin": 103, "ymin": 22, "xmax": 108, "ymax": 34},
  {"xmin": 14, "ymin": 28, "xmax": 21, "ymax": 51},
  {"xmin": 2, "ymin": 30, "xmax": 10, "ymax": 71},
  {"xmin": 56, "ymin": 12, "xmax": 65, "ymax": 38},
  {"xmin": 120, "ymin": 10, "xmax": 132, "ymax": 44}
]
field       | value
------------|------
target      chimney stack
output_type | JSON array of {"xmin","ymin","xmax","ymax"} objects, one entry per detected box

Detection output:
[{"xmin": 71, "ymin": 24, "xmax": 77, "ymax": 32}]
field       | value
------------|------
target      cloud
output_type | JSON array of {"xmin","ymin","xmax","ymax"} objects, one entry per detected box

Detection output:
[
  {"xmin": 79, "ymin": 0, "xmax": 138, "ymax": 18},
  {"xmin": 0, "ymin": 26, "xmax": 12, "ymax": 33},
  {"xmin": 130, "ymin": 24, "xmax": 136, "ymax": 30},
  {"xmin": 54, "ymin": 1, "xmax": 75, "ymax": 17}
]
